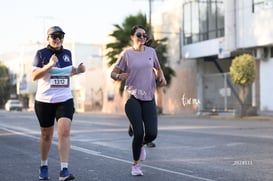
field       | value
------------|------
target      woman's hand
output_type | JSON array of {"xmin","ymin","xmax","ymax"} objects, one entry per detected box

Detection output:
[
  {"xmin": 111, "ymin": 67, "xmax": 128, "ymax": 81},
  {"xmin": 158, "ymin": 76, "xmax": 167, "ymax": 86},
  {"xmin": 32, "ymin": 54, "xmax": 58, "ymax": 81},
  {"xmin": 154, "ymin": 68, "xmax": 167, "ymax": 86},
  {"xmin": 71, "ymin": 63, "xmax": 85, "ymax": 76},
  {"xmin": 48, "ymin": 54, "xmax": 58, "ymax": 68},
  {"xmin": 77, "ymin": 63, "xmax": 85, "ymax": 73},
  {"xmin": 118, "ymin": 73, "xmax": 128, "ymax": 81}
]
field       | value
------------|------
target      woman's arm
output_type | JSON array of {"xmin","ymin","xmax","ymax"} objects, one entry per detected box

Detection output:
[
  {"xmin": 155, "ymin": 68, "xmax": 167, "ymax": 86},
  {"xmin": 110, "ymin": 67, "xmax": 128, "ymax": 81},
  {"xmin": 110, "ymin": 67, "xmax": 121, "ymax": 80},
  {"xmin": 32, "ymin": 54, "xmax": 57, "ymax": 81},
  {"xmin": 70, "ymin": 63, "xmax": 85, "ymax": 76}
]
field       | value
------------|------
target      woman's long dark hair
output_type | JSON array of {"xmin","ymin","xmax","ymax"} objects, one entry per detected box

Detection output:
[
  {"xmin": 130, "ymin": 25, "xmax": 152, "ymax": 46},
  {"xmin": 130, "ymin": 25, "xmax": 146, "ymax": 36}
]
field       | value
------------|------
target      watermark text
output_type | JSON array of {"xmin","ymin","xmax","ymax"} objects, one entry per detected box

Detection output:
[
  {"xmin": 181, "ymin": 94, "xmax": 201, "ymax": 107},
  {"xmin": 232, "ymin": 160, "xmax": 253, "ymax": 166}
]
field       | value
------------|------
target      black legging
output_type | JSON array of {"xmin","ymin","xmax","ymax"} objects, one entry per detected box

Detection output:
[{"xmin": 125, "ymin": 95, "xmax": 158, "ymax": 161}]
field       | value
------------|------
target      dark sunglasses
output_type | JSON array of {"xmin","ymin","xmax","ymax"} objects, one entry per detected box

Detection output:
[
  {"xmin": 136, "ymin": 32, "xmax": 148, "ymax": 39},
  {"xmin": 50, "ymin": 34, "xmax": 64, "ymax": 40}
]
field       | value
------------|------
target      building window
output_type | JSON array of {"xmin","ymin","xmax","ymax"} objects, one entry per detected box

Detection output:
[
  {"xmin": 253, "ymin": 0, "xmax": 273, "ymax": 12},
  {"xmin": 183, "ymin": 0, "xmax": 224, "ymax": 45}
]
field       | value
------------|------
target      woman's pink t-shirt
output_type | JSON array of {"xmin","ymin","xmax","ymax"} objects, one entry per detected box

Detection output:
[{"xmin": 115, "ymin": 46, "xmax": 161, "ymax": 101}]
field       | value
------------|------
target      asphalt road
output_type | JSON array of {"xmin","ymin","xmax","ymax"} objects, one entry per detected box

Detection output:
[{"xmin": 1, "ymin": 110, "xmax": 273, "ymax": 181}]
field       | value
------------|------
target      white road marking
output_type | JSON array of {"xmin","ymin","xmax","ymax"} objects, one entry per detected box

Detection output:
[{"xmin": 0, "ymin": 124, "xmax": 215, "ymax": 181}]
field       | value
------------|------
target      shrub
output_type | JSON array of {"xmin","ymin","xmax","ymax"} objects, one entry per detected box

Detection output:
[{"xmin": 230, "ymin": 54, "xmax": 256, "ymax": 87}]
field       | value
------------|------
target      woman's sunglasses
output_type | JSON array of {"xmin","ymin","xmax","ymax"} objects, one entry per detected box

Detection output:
[
  {"xmin": 135, "ymin": 32, "xmax": 148, "ymax": 39},
  {"xmin": 50, "ymin": 34, "xmax": 64, "ymax": 40}
]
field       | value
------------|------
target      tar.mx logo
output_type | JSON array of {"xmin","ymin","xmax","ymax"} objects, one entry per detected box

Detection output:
[{"xmin": 181, "ymin": 94, "xmax": 201, "ymax": 107}]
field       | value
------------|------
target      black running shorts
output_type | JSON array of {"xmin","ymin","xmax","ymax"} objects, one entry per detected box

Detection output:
[{"xmin": 34, "ymin": 99, "xmax": 75, "ymax": 128}]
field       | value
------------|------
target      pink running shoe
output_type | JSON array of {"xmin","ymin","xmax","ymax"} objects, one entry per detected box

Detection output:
[
  {"xmin": 140, "ymin": 146, "xmax": 146, "ymax": 161},
  {"xmin": 131, "ymin": 164, "xmax": 143, "ymax": 176}
]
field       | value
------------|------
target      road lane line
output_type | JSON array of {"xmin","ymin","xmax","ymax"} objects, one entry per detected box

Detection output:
[{"xmin": 1, "ymin": 125, "xmax": 215, "ymax": 181}]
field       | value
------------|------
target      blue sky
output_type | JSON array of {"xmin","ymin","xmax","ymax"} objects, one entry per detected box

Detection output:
[{"xmin": 0, "ymin": 0, "xmax": 164, "ymax": 53}]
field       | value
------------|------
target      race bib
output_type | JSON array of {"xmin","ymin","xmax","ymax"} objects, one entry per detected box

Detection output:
[{"xmin": 50, "ymin": 75, "xmax": 69, "ymax": 88}]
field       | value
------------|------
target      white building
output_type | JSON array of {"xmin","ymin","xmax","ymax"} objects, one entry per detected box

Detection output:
[{"xmin": 159, "ymin": 0, "xmax": 273, "ymax": 115}]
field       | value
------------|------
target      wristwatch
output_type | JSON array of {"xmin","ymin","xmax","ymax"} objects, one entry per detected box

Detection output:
[{"xmin": 115, "ymin": 73, "xmax": 120, "ymax": 80}]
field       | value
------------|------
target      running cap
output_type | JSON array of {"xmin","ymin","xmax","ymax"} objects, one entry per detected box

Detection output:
[{"xmin": 47, "ymin": 26, "xmax": 65, "ymax": 35}]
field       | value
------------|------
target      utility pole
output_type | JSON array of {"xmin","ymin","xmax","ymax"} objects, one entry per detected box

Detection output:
[
  {"xmin": 148, "ymin": 0, "xmax": 152, "ymax": 27},
  {"xmin": 136, "ymin": 0, "xmax": 163, "ymax": 32}
]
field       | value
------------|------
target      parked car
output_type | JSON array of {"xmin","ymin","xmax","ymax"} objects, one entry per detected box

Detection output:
[{"xmin": 5, "ymin": 99, "xmax": 23, "ymax": 111}]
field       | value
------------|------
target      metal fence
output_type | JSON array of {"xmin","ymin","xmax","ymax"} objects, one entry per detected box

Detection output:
[{"xmin": 202, "ymin": 72, "xmax": 251, "ymax": 112}]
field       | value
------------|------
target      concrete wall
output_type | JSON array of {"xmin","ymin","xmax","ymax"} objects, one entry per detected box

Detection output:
[
  {"xmin": 260, "ymin": 57, "xmax": 273, "ymax": 111},
  {"xmin": 234, "ymin": 0, "xmax": 273, "ymax": 112},
  {"xmin": 236, "ymin": 0, "xmax": 273, "ymax": 48}
]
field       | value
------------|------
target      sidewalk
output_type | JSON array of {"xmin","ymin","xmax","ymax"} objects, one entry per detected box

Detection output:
[{"xmin": 158, "ymin": 111, "xmax": 273, "ymax": 121}]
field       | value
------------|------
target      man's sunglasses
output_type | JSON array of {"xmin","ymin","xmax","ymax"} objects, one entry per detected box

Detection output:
[
  {"xmin": 136, "ymin": 32, "xmax": 148, "ymax": 39},
  {"xmin": 50, "ymin": 34, "xmax": 64, "ymax": 40}
]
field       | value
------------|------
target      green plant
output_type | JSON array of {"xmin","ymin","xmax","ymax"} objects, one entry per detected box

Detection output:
[
  {"xmin": 230, "ymin": 54, "xmax": 256, "ymax": 87},
  {"xmin": 230, "ymin": 54, "xmax": 256, "ymax": 117},
  {"xmin": 0, "ymin": 63, "xmax": 10, "ymax": 107}
]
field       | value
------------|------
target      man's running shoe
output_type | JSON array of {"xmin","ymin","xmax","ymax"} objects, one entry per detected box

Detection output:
[
  {"xmin": 131, "ymin": 164, "xmax": 143, "ymax": 176},
  {"xmin": 140, "ymin": 146, "xmax": 146, "ymax": 161},
  {"xmin": 39, "ymin": 165, "xmax": 50, "ymax": 180},
  {"xmin": 59, "ymin": 168, "xmax": 75, "ymax": 181}
]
